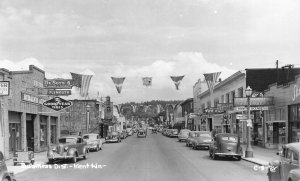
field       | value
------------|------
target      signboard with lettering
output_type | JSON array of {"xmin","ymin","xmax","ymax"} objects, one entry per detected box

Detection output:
[
  {"xmin": 204, "ymin": 107, "xmax": 225, "ymax": 114},
  {"xmin": 43, "ymin": 79, "xmax": 73, "ymax": 89},
  {"xmin": 21, "ymin": 92, "xmax": 47, "ymax": 104},
  {"xmin": 0, "ymin": 81, "xmax": 9, "ymax": 96},
  {"xmin": 47, "ymin": 90, "xmax": 71, "ymax": 96},
  {"xmin": 234, "ymin": 97, "xmax": 274, "ymax": 106},
  {"xmin": 43, "ymin": 97, "xmax": 72, "ymax": 111},
  {"xmin": 236, "ymin": 114, "xmax": 254, "ymax": 120},
  {"xmin": 234, "ymin": 106, "xmax": 271, "ymax": 112}
]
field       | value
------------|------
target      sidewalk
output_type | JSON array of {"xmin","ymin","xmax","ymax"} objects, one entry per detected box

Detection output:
[
  {"xmin": 6, "ymin": 138, "xmax": 106, "ymax": 174},
  {"xmin": 241, "ymin": 144, "xmax": 279, "ymax": 166}
]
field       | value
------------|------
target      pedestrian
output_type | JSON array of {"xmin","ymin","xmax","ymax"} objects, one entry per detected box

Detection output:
[{"xmin": 212, "ymin": 129, "xmax": 217, "ymax": 138}]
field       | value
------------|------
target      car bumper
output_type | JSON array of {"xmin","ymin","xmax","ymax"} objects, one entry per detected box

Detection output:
[
  {"xmin": 87, "ymin": 145, "xmax": 98, "ymax": 150},
  {"xmin": 106, "ymin": 139, "xmax": 119, "ymax": 143},
  {"xmin": 215, "ymin": 152, "xmax": 243, "ymax": 157},
  {"xmin": 195, "ymin": 143, "xmax": 212, "ymax": 148}
]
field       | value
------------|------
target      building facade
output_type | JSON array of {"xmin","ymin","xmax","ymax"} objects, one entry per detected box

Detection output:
[
  {"xmin": 60, "ymin": 99, "xmax": 100, "ymax": 135},
  {"xmin": 264, "ymin": 75, "xmax": 300, "ymax": 148},
  {"xmin": 180, "ymin": 98, "xmax": 194, "ymax": 130},
  {"xmin": 0, "ymin": 65, "xmax": 60, "ymax": 159}
]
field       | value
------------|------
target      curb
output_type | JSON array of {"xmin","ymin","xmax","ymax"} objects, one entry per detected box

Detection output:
[{"xmin": 242, "ymin": 157, "xmax": 269, "ymax": 166}]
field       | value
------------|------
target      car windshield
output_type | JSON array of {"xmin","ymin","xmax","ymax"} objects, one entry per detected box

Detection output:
[
  {"xmin": 59, "ymin": 138, "xmax": 76, "ymax": 144},
  {"xmin": 221, "ymin": 136, "xmax": 238, "ymax": 142}
]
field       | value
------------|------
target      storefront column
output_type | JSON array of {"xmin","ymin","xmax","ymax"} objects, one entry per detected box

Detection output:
[
  {"xmin": 21, "ymin": 112, "xmax": 26, "ymax": 150},
  {"xmin": 47, "ymin": 116, "xmax": 51, "ymax": 147},
  {"xmin": 57, "ymin": 116, "xmax": 60, "ymax": 143},
  {"xmin": 34, "ymin": 115, "xmax": 40, "ymax": 152}
]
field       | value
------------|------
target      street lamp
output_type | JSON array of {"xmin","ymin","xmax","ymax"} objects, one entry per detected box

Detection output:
[
  {"xmin": 86, "ymin": 104, "xmax": 91, "ymax": 134},
  {"xmin": 245, "ymin": 86, "xmax": 253, "ymax": 158}
]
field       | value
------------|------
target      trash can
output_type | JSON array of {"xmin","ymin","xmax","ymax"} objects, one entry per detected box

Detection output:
[{"xmin": 268, "ymin": 160, "xmax": 281, "ymax": 181}]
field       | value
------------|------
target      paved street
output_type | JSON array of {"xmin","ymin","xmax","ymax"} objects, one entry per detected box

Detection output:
[{"xmin": 16, "ymin": 133, "xmax": 268, "ymax": 181}]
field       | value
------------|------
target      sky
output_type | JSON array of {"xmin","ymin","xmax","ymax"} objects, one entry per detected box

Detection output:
[{"xmin": 0, "ymin": 0, "xmax": 299, "ymax": 104}]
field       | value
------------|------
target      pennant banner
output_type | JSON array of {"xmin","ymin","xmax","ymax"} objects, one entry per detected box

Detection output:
[
  {"xmin": 71, "ymin": 72, "xmax": 93, "ymax": 97},
  {"xmin": 131, "ymin": 105, "xmax": 137, "ymax": 113},
  {"xmin": 157, "ymin": 104, "xmax": 161, "ymax": 113},
  {"xmin": 170, "ymin": 75, "xmax": 185, "ymax": 90},
  {"xmin": 111, "ymin": 77, "xmax": 125, "ymax": 94},
  {"xmin": 203, "ymin": 72, "xmax": 221, "ymax": 94},
  {"xmin": 142, "ymin": 77, "xmax": 152, "ymax": 87}
]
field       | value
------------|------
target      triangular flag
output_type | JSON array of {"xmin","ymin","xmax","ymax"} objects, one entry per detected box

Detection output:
[
  {"xmin": 111, "ymin": 77, "xmax": 125, "ymax": 94},
  {"xmin": 131, "ymin": 105, "xmax": 137, "ymax": 113},
  {"xmin": 203, "ymin": 72, "xmax": 221, "ymax": 94},
  {"xmin": 142, "ymin": 77, "xmax": 152, "ymax": 87},
  {"xmin": 170, "ymin": 75, "xmax": 185, "ymax": 90}
]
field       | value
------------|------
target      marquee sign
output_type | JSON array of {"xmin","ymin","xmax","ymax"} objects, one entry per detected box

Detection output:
[
  {"xmin": 43, "ymin": 97, "xmax": 72, "ymax": 111},
  {"xmin": 234, "ymin": 97, "xmax": 274, "ymax": 106},
  {"xmin": 43, "ymin": 79, "xmax": 73, "ymax": 89}
]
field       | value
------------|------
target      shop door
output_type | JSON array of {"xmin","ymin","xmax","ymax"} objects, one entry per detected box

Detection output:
[
  {"xmin": 9, "ymin": 127, "xmax": 16, "ymax": 153},
  {"xmin": 26, "ymin": 121, "xmax": 34, "ymax": 151},
  {"xmin": 273, "ymin": 123, "xmax": 279, "ymax": 144},
  {"xmin": 208, "ymin": 118, "xmax": 212, "ymax": 131}
]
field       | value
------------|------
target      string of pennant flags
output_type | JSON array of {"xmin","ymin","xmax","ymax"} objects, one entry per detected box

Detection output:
[{"xmin": 45, "ymin": 72, "xmax": 221, "ymax": 97}]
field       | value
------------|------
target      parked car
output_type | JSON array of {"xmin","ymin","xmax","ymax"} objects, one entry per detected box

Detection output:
[
  {"xmin": 191, "ymin": 131, "xmax": 213, "ymax": 150},
  {"xmin": 82, "ymin": 133, "xmax": 103, "ymax": 152},
  {"xmin": 209, "ymin": 133, "xmax": 243, "ymax": 161},
  {"xmin": 169, "ymin": 129, "xmax": 179, "ymax": 138},
  {"xmin": 126, "ymin": 128, "xmax": 133, "ymax": 136},
  {"xmin": 47, "ymin": 135, "xmax": 88, "ymax": 164},
  {"xmin": 0, "ymin": 151, "xmax": 16, "ymax": 181},
  {"xmin": 105, "ymin": 132, "xmax": 121, "ymax": 143},
  {"xmin": 178, "ymin": 129, "xmax": 191, "ymax": 142},
  {"xmin": 13, "ymin": 147, "xmax": 34, "ymax": 166},
  {"xmin": 120, "ymin": 130, "xmax": 127, "ymax": 139},
  {"xmin": 137, "ymin": 129, "xmax": 147, "ymax": 138},
  {"xmin": 186, "ymin": 131, "xmax": 200, "ymax": 147},
  {"xmin": 268, "ymin": 142, "xmax": 300, "ymax": 181}
]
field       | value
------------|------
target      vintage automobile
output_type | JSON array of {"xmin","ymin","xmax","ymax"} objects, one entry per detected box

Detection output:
[
  {"xmin": 178, "ymin": 129, "xmax": 191, "ymax": 142},
  {"xmin": 0, "ymin": 151, "xmax": 16, "ymax": 181},
  {"xmin": 209, "ymin": 133, "xmax": 243, "ymax": 161},
  {"xmin": 120, "ymin": 130, "xmax": 127, "ymax": 139},
  {"xmin": 268, "ymin": 142, "xmax": 300, "ymax": 181},
  {"xmin": 13, "ymin": 147, "xmax": 34, "ymax": 166},
  {"xmin": 186, "ymin": 131, "xmax": 200, "ymax": 147},
  {"xmin": 137, "ymin": 129, "xmax": 147, "ymax": 138},
  {"xmin": 105, "ymin": 132, "xmax": 121, "ymax": 143},
  {"xmin": 82, "ymin": 133, "xmax": 103, "ymax": 152},
  {"xmin": 191, "ymin": 131, "xmax": 213, "ymax": 150},
  {"xmin": 47, "ymin": 135, "xmax": 88, "ymax": 164},
  {"xmin": 169, "ymin": 129, "xmax": 179, "ymax": 138}
]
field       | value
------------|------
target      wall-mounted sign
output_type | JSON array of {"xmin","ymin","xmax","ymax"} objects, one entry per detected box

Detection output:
[
  {"xmin": 234, "ymin": 97, "xmax": 274, "ymax": 106},
  {"xmin": 0, "ymin": 81, "xmax": 9, "ymax": 96},
  {"xmin": 217, "ymin": 103, "xmax": 234, "ymax": 112},
  {"xmin": 292, "ymin": 84, "xmax": 300, "ymax": 101},
  {"xmin": 47, "ymin": 90, "xmax": 71, "ymax": 95},
  {"xmin": 204, "ymin": 107, "xmax": 225, "ymax": 114},
  {"xmin": 43, "ymin": 97, "xmax": 72, "ymax": 111},
  {"xmin": 234, "ymin": 106, "xmax": 271, "ymax": 112},
  {"xmin": 43, "ymin": 79, "xmax": 73, "ymax": 89},
  {"xmin": 236, "ymin": 114, "xmax": 254, "ymax": 120},
  {"xmin": 21, "ymin": 92, "xmax": 47, "ymax": 104}
]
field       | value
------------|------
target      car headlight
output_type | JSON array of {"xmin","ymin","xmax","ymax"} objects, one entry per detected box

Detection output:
[{"xmin": 64, "ymin": 147, "xmax": 68, "ymax": 151}]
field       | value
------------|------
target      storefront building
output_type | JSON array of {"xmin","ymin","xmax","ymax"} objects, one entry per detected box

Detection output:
[
  {"xmin": 180, "ymin": 98, "xmax": 194, "ymax": 130},
  {"xmin": 195, "ymin": 68, "xmax": 298, "ymax": 146},
  {"xmin": 0, "ymin": 65, "xmax": 60, "ymax": 159},
  {"xmin": 264, "ymin": 75, "xmax": 300, "ymax": 148}
]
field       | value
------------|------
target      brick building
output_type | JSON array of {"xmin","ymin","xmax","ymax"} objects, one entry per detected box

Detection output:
[{"xmin": 0, "ymin": 65, "xmax": 60, "ymax": 159}]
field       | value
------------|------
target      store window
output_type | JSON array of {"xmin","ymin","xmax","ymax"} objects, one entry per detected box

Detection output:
[
  {"xmin": 9, "ymin": 123, "xmax": 21, "ymax": 153},
  {"xmin": 289, "ymin": 104, "xmax": 300, "ymax": 143},
  {"xmin": 51, "ymin": 118, "xmax": 57, "ymax": 144},
  {"xmin": 40, "ymin": 119, "xmax": 47, "ymax": 147},
  {"xmin": 237, "ymin": 87, "xmax": 243, "ymax": 98}
]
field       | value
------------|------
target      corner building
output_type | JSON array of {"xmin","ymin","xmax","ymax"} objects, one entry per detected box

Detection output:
[{"xmin": 0, "ymin": 65, "xmax": 60, "ymax": 159}]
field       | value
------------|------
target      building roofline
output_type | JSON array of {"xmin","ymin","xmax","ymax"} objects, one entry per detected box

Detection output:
[
  {"xmin": 198, "ymin": 70, "xmax": 245, "ymax": 99},
  {"xmin": 10, "ymin": 65, "xmax": 45, "ymax": 75}
]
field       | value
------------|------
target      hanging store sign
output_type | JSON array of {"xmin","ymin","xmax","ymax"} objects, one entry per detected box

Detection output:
[
  {"xmin": 43, "ymin": 97, "xmax": 72, "ymax": 111},
  {"xmin": 233, "ymin": 106, "xmax": 271, "ymax": 112},
  {"xmin": 43, "ymin": 79, "xmax": 73, "ymax": 89},
  {"xmin": 234, "ymin": 97, "xmax": 274, "ymax": 106},
  {"xmin": 0, "ymin": 81, "xmax": 9, "ymax": 96},
  {"xmin": 236, "ymin": 114, "xmax": 254, "ymax": 120},
  {"xmin": 47, "ymin": 90, "xmax": 71, "ymax": 96}
]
